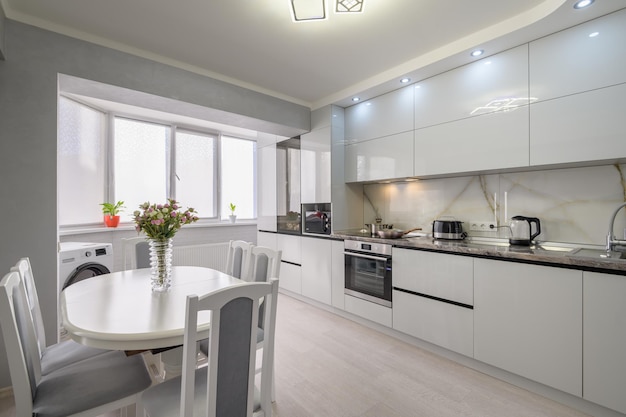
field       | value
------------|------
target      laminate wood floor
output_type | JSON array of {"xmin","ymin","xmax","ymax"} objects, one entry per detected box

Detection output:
[{"xmin": 0, "ymin": 293, "xmax": 590, "ymax": 417}]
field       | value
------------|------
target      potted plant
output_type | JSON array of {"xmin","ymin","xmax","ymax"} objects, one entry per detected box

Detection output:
[
  {"xmin": 100, "ymin": 201, "xmax": 125, "ymax": 227},
  {"xmin": 228, "ymin": 203, "xmax": 237, "ymax": 223}
]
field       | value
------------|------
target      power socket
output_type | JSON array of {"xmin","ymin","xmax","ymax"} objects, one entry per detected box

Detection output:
[{"xmin": 470, "ymin": 220, "xmax": 497, "ymax": 232}]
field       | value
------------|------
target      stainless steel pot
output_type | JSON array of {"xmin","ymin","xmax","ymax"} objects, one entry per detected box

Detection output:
[{"xmin": 365, "ymin": 223, "xmax": 393, "ymax": 236}]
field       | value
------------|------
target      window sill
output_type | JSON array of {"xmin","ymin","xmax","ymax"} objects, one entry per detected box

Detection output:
[{"xmin": 59, "ymin": 220, "xmax": 258, "ymax": 236}]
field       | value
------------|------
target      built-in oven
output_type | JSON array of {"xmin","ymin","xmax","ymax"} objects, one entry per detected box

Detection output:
[{"xmin": 344, "ymin": 240, "xmax": 392, "ymax": 307}]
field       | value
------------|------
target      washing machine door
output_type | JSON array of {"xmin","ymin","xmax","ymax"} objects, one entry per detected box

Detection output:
[{"xmin": 62, "ymin": 262, "xmax": 111, "ymax": 290}]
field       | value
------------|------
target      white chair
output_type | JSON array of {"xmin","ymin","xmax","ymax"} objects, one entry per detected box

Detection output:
[
  {"xmin": 122, "ymin": 236, "xmax": 151, "ymax": 269},
  {"xmin": 11, "ymin": 257, "xmax": 108, "ymax": 376},
  {"xmin": 224, "ymin": 240, "xmax": 253, "ymax": 279},
  {"xmin": 141, "ymin": 279, "xmax": 279, "ymax": 417},
  {"xmin": 0, "ymin": 270, "xmax": 153, "ymax": 417}
]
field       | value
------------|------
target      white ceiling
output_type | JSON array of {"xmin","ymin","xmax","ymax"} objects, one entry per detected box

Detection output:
[{"xmin": 2, "ymin": 0, "xmax": 626, "ymax": 109}]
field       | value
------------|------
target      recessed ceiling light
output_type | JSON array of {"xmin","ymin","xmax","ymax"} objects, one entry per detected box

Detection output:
[
  {"xmin": 352, "ymin": 97, "xmax": 360, "ymax": 102},
  {"xmin": 400, "ymin": 78, "xmax": 411, "ymax": 84},
  {"xmin": 471, "ymin": 49, "xmax": 484, "ymax": 57},
  {"xmin": 589, "ymin": 31, "xmax": 599, "ymax": 37},
  {"xmin": 574, "ymin": 0, "xmax": 594, "ymax": 9}
]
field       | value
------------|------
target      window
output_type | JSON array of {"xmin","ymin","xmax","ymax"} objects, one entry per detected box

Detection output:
[{"xmin": 58, "ymin": 97, "xmax": 257, "ymax": 226}]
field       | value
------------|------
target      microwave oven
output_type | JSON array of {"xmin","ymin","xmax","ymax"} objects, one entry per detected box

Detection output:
[{"xmin": 302, "ymin": 203, "xmax": 331, "ymax": 235}]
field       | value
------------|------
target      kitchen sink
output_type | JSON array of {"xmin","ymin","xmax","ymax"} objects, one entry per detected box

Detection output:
[
  {"xmin": 533, "ymin": 244, "xmax": 575, "ymax": 253},
  {"xmin": 569, "ymin": 248, "xmax": 625, "ymax": 260}
]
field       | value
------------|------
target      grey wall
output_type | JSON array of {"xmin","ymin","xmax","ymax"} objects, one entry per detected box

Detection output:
[{"xmin": 0, "ymin": 19, "xmax": 310, "ymax": 389}]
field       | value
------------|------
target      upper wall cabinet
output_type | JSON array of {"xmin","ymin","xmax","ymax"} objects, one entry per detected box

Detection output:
[
  {"xmin": 414, "ymin": 106, "xmax": 529, "ymax": 176},
  {"xmin": 301, "ymin": 126, "xmax": 331, "ymax": 203},
  {"xmin": 414, "ymin": 45, "xmax": 529, "ymax": 130},
  {"xmin": 344, "ymin": 86, "xmax": 414, "ymax": 143},
  {"xmin": 256, "ymin": 143, "xmax": 277, "ymax": 232},
  {"xmin": 529, "ymin": 9, "xmax": 626, "ymax": 102},
  {"xmin": 345, "ymin": 131, "xmax": 414, "ymax": 182}
]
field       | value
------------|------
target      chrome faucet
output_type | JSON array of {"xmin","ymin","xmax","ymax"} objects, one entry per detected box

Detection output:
[{"xmin": 606, "ymin": 202, "xmax": 626, "ymax": 252}]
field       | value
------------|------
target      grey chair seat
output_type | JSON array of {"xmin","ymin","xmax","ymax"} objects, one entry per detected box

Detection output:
[
  {"xmin": 142, "ymin": 366, "xmax": 261, "ymax": 417},
  {"xmin": 33, "ymin": 350, "xmax": 152, "ymax": 417},
  {"xmin": 41, "ymin": 339, "xmax": 109, "ymax": 375}
]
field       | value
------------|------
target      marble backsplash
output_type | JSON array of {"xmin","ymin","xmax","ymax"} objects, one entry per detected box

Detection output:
[{"xmin": 363, "ymin": 163, "xmax": 626, "ymax": 246}]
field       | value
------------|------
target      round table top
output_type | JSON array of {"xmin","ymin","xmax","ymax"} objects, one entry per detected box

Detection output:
[{"xmin": 60, "ymin": 266, "xmax": 245, "ymax": 350}]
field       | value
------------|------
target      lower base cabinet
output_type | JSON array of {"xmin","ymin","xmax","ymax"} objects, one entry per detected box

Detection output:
[
  {"xmin": 392, "ymin": 290, "xmax": 473, "ymax": 357},
  {"xmin": 345, "ymin": 295, "xmax": 392, "ymax": 327},
  {"xmin": 301, "ymin": 237, "xmax": 332, "ymax": 304},
  {"xmin": 474, "ymin": 259, "xmax": 582, "ymax": 396},
  {"xmin": 278, "ymin": 261, "xmax": 302, "ymax": 294},
  {"xmin": 583, "ymin": 271, "xmax": 626, "ymax": 414}
]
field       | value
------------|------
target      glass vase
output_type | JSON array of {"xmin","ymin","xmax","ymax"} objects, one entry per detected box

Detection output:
[{"xmin": 149, "ymin": 237, "xmax": 173, "ymax": 292}]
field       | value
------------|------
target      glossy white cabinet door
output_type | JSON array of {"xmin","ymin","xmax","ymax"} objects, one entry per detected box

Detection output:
[
  {"xmin": 345, "ymin": 131, "xmax": 414, "ymax": 182},
  {"xmin": 392, "ymin": 248, "xmax": 473, "ymax": 305},
  {"xmin": 583, "ymin": 271, "xmax": 626, "ymax": 415},
  {"xmin": 331, "ymin": 240, "xmax": 345, "ymax": 310},
  {"xmin": 301, "ymin": 237, "xmax": 332, "ymax": 305},
  {"xmin": 256, "ymin": 231, "xmax": 277, "ymax": 250},
  {"xmin": 301, "ymin": 126, "xmax": 331, "ymax": 204},
  {"xmin": 257, "ymin": 143, "xmax": 277, "ymax": 232},
  {"xmin": 345, "ymin": 85, "xmax": 414, "ymax": 143},
  {"xmin": 276, "ymin": 233, "xmax": 301, "ymax": 264},
  {"xmin": 392, "ymin": 290, "xmax": 473, "ymax": 357},
  {"xmin": 414, "ymin": 107, "xmax": 529, "ymax": 176},
  {"xmin": 530, "ymin": 9, "xmax": 626, "ymax": 102},
  {"xmin": 279, "ymin": 261, "xmax": 301, "ymax": 294},
  {"xmin": 344, "ymin": 295, "xmax": 392, "ymax": 327},
  {"xmin": 474, "ymin": 259, "xmax": 582, "ymax": 396},
  {"xmin": 530, "ymin": 83, "xmax": 626, "ymax": 166},
  {"xmin": 414, "ymin": 45, "xmax": 529, "ymax": 130}
]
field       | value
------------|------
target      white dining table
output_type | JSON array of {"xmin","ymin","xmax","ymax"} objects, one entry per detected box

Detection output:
[{"xmin": 60, "ymin": 266, "xmax": 246, "ymax": 351}]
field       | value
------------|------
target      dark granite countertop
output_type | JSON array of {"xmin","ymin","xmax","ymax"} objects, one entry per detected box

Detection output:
[{"xmin": 333, "ymin": 231, "xmax": 626, "ymax": 275}]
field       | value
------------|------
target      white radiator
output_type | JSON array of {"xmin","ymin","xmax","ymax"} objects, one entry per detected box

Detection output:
[{"xmin": 172, "ymin": 242, "xmax": 230, "ymax": 273}]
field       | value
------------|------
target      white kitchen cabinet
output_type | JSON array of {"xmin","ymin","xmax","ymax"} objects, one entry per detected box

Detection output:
[
  {"xmin": 256, "ymin": 142, "xmax": 277, "ymax": 232},
  {"xmin": 583, "ymin": 271, "xmax": 626, "ymax": 415},
  {"xmin": 301, "ymin": 236, "xmax": 332, "ymax": 305},
  {"xmin": 392, "ymin": 248, "xmax": 473, "ymax": 356},
  {"xmin": 414, "ymin": 45, "xmax": 529, "ymax": 129},
  {"xmin": 276, "ymin": 234, "xmax": 301, "ymax": 294},
  {"xmin": 414, "ymin": 106, "xmax": 529, "ymax": 176},
  {"xmin": 345, "ymin": 85, "xmax": 414, "ymax": 143},
  {"xmin": 257, "ymin": 231, "xmax": 277, "ymax": 250},
  {"xmin": 344, "ymin": 295, "xmax": 392, "ymax": 327},
  {"xmin": 345, "ymin": 131, "xmax": 414, "ymax": 182},
  {"xmin": 392, "ymin": 290, "xmax": 473, "ymax": 357},
  {"xmin": 529, "ymin": 83, "xmax": 626, "ymax": 166},
  {"xmin": 331, "ymin": 239, "xmax": 345, "ymax": 310},
  {"xmin": 474, "ymin": 259, "xmax": 582, "ymax": 396},
  {"xmin": 301, "ymin": 126, "xmax": 331, "ymax": 204},
  {"xmin": 529, "ymin": 9, "xmax": 626, "ymax": 103},
  {"xmin": 392, "ymin": 248, "xmax": 473, "ymax": 305}
]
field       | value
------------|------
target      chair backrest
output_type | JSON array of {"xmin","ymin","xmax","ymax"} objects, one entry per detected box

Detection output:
[
  {"xmin": 10, "ymin": 258, "xmax": 46, "ymax": 355},
  {"xmin": 180, "ymin": 279, "xmax": 279, "ymax": 417},
  {"xmin": 249, "ymin": 246, "xmax": 282, "ymax": 283},
  {"xmin": 121, "ymin": 236, "xmax": 151, "ymax": 269},
  {"xmin": 224, "ymin": 240, "xmax": 253, "ymax": 280},
  {"xmin": 0, "ymin": 271, "xmax": 41, "ymax": 416}
]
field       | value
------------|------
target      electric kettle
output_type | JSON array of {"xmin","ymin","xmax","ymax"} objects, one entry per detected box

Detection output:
[{"xmin": 509, "ymin": 215, "xmax": 541, "ymax": 246}]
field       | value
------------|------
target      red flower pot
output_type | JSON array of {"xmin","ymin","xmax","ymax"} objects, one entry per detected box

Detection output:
[{"xmin": 104, "ymin": 215, "xmax": 120, "ymax": 228}]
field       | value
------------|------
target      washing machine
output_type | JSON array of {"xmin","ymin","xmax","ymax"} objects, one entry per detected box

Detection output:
[{"xmin": 59, "ymin": 242, "xmax": 114, "ymax": 291}]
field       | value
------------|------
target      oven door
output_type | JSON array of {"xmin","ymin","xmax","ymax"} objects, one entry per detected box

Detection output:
[{"xmin": 344, "ymin": 251, "xmax": 392, "ymax": 307}]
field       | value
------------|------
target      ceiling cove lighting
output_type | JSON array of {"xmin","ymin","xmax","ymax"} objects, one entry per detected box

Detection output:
[
  {"xmin": 291, "ymin": 0, "xmax": 363, "ymax": 22},
  {"xmin": 573, "ymin": 0, "xmax": 594, "ymax": 9},
  {"xmin": 471, "ymin": 49, "xmax": 484, "ymax": 57}
]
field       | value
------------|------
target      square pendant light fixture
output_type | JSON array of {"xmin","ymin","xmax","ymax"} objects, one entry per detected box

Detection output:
[
  {"xmin": 290, "ymin": 0, "xmax": 363, "ymax": 22},
  {"xmin": 336, "ymin": 0, "xmax": 364, "ymax": 13},
  {"xmin": 291, "ymin": 0, "xmax": 327, "ymax": 22}
]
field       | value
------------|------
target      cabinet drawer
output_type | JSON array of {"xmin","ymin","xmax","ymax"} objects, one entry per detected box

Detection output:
[
  {"xmin": 393, "ymin": 248, "xmax": 473, "ymax": 305},
  {"xmin": 345, "ymin": 295, "xmax": 392, "ymax": 327},
  {"xmin": 278, "ymin": 262, "xmax": 301, "ymax": 294},
  {"xmin": 276, "ymin": 234, "xmax": 301, "ymax": 264},
  {"xmin": 393, "ymin": 290, "xmax": 473, "ymax": 357}
]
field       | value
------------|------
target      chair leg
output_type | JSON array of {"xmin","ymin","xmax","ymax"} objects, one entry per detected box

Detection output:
[{"xmin": 271, "ymin": 362, "xmax": 276, "ymax": 402}]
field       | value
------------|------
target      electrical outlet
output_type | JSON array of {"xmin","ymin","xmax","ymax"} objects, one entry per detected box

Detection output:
[{"xmin": 470, "ymin": 220, "xmax": 497, "ymax": 232}]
